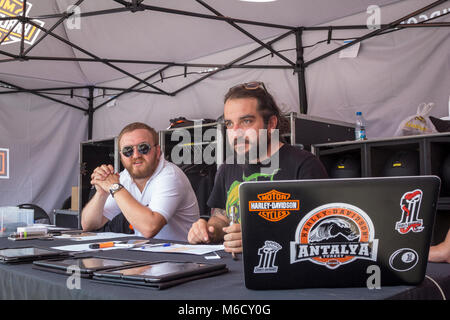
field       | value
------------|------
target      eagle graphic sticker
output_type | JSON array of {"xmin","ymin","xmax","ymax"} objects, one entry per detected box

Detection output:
[{"xmin": 290, "ymin": 203, "xmax": 378, "ymax": 269}]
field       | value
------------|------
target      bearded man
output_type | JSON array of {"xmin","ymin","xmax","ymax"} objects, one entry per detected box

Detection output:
[
  {"xmin": 187, "ymin": 82, "xmax": 328, "ymax": 253},
  {"xmin": 81, "ymin": 122, "xmax": 199, "ymax": 241}
]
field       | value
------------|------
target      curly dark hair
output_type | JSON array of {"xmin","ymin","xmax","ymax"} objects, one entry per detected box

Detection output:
[{"xmin": 224, "ymin": 82, "xmax": 282, "ymax": 129}]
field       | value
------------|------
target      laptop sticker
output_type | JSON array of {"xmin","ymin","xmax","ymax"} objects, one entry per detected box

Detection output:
[
  {"xmin": 249, "ymin": 189, "xmax": 299, "ymax": 222},
  {"xmin": 395, "ymin": 189, "xmax": 424, "ymax": 234},
  {"xmin": 389, "ymin": 248, "xmax": 418, "ymax": 272},
  {"xmin": 254, "ymin": 241, "xmax": 282, "ymax": 274},
  {"xmin": 290, "ymin": 203, "xmax": 378, "ymax": 270}
]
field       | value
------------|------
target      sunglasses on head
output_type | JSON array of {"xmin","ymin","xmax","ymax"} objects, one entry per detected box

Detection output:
[
  {"xmin": 120, "ymin": 143, "xmax": 156, "ymax": 157},
  {"xmin": 231, "ymin": 81, "xmax": 268, "ymax": 92}
]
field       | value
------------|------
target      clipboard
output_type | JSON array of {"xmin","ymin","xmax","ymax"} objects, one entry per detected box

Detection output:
[
  {"xmin": 92, "ymin": 261, "xmax": 228, "ymax": 289},
  {"xmin": 32, "ymin": 256, "xmax": 148, "ymax": 278},
  {"xmin": 0, "ymin": 247, "xmax": 69, "ymax": 264}
]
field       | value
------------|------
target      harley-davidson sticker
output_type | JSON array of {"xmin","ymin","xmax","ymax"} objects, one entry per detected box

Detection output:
[
  {"xmin": 395, "ymin": 189, "xmax": 424, "ymax": 234},
  {"xmin": 290, "ymin": 203, "xmax": 378, "ymax": 269},
  {"xmin": 249, "ymin": 189, "xmax": 299, "ymax": 222},
  {"xmin": 254, "ymin": 240, "xmax": 282, "ymax": 273}
]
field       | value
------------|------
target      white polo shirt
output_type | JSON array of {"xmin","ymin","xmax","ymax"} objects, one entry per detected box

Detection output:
[{"xmin": 102, "ymin": 158, "xmax": 199, "ymax": 241}]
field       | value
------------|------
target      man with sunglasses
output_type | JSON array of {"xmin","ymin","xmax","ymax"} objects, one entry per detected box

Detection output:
[
  {"xmin": 188, "ymin": 82, "xmax": 328, "ymax": 254},
  {"xmin": 81, "ymin": 122, "xmax": 199, "ymax": 241}
]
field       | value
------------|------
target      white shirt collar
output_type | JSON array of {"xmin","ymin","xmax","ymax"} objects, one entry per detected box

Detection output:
[{"xmin": 147, "ymin": 156, "xmax": 164, "ymax": 183}]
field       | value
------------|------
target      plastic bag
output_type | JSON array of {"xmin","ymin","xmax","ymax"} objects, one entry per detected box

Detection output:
[{"xmin": 394, "ymin": 103, "xmax": 437, "ymax": 136}]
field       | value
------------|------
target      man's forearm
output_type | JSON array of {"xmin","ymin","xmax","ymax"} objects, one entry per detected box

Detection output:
[
  {"xmin": 81, "ymin": 191, "xmax": 109, "ymax": 231},
  {"xmin": 113, "ymin": 188, "xmax": 166, "ymax": 238}
]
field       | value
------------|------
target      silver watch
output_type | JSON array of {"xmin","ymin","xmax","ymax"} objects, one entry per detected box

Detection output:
[{"xmin": 109, "ymin": 183, "xmax": 124, "ymax": 197}]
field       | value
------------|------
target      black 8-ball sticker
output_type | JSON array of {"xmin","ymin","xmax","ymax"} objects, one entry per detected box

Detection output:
[{"xmin": 389, "ymin": 248, "xmax": 418, "ymax": 272}]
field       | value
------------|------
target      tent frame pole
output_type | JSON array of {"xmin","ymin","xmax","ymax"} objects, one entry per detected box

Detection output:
[
  {"xmin": 87, "ymin": 86, "xmax": 94, "ymax": 140},
  {"xmin": 194, "ymin": 0, "xmax": 296, "ymax": 67},
  {"xmin": 171, "ymin": 29, "xmax": 296, "ymax": 96},
  {"xmin": 94, "ymin": 65, "xmax": 173, "ymax": 111},
  {"xmin": 23, "ymin": 0, "xmax": 86, "ymax": 57},
  {"xmin": 19, "ymin": 55, "xmax": 293, "ymax": 69},
  {"xmin": 0, "ymin": 79, "xmax": 86, "ymax": 111},
  {"xmin": 295, "ymin": 28, "xmax": 308, "ymax": 114}
]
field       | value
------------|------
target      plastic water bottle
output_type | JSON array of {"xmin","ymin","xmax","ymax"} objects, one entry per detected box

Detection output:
[{"xmin": 355, "ymin": 112, "xmax": 367, "ymax": 140}]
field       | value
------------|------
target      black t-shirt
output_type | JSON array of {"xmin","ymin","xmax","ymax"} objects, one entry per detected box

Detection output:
[{"xmin": 207, "ymin": 144, "xmax": 328, "ymax": 223}]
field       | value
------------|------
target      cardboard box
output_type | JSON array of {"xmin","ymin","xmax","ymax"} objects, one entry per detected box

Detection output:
[{"xmin": 71, "ymin": 186, "xmax": 79, "ymax": 211}]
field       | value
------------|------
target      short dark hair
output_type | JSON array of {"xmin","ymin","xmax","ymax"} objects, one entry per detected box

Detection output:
[
  {"xmin": 118, "ymin": 122, "xmax": 158, "ymax": 147},
  {"xmin": 224, "ymin": 82, "xmax": 281, "ymax": 129}
]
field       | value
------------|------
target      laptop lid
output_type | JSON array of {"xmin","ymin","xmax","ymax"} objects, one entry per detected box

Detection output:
[{"xmin": 239, "ymin": 176, "xmax": 440, "ymax": 290}]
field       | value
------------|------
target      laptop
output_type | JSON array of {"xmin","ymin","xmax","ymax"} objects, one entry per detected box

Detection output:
[{"xmin": 239, "ymin": 176, "xmax": 440, "ymax": 289}]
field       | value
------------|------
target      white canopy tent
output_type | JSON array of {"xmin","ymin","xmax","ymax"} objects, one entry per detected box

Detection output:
[{"xmin": 0, "ymin": 0, "xmax": 449, "ymax": 215}]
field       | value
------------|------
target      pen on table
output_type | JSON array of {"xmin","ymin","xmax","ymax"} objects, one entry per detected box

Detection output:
[
  {"xmin": 89, "ymin": 241, "xmax": 115, "ymax": 249},
  {"xmin": 141, "ymin": 243, "xmax": 172, "ymax": 249},
  {"xmin": 229, "ymin": 207, "xmax": 239, "ymax": 261}
]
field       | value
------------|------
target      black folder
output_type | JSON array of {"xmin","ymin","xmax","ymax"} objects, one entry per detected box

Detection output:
[
  {"xmin": 92, "ymin": 261, "xmax": 228, "ymax": 289},
  {"xmin": 33, "ymin": 256, "xmax": 148, "ymax": 278},
  {"xmin": 0, "ymin": 247, "xmax": 69, "ymax": 264}
]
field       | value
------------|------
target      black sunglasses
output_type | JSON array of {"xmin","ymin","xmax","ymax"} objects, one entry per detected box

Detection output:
[{"xmin": 120, "ymin": 143, "xmax": 156, "ymax": 158}]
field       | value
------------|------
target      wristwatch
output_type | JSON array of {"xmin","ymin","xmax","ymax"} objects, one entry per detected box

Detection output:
[{"xmin": 109, "ymin": 183, "xmax": 124, "ymax": 197}]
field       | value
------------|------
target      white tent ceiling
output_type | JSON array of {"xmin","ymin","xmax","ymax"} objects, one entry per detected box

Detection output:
[
  {"xmin": 0, "ymin": 0, "xmax": 428, "ymax": 89},
  {"xmin": 0, "ymin": 0, "xmax": 447, "ymax": 103},
  {"xmin": 0, "ymin": 0, "xmax": 449, "ymax": 214}
]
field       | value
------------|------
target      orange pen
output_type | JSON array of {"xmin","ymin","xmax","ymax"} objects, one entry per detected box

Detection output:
[{"xmin": 89, "ymin": 241, "xmax": 115, "ymax": 249}]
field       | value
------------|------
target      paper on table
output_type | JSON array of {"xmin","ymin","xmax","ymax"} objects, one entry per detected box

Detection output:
[
  {"xmin": 132, "ymin": 243, "xmax": 225, "ymax": 255},
  {"xmin": 51, "ymin": 243, "xmax": 121, "ymax": 252},
  {"xmin": 51, "ymin": 239, "xmax": 143, "ymax": 252},
  {"xmin": 54, "ymin": 232, "xmax": 135, "ymax": 241}
]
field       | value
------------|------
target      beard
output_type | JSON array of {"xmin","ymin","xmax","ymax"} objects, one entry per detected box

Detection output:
[
  {"xmin": 123, "ymin": 157, "xmax": 156, "ymax": 180},
  {"xmin": 232, "ymin": 132, "xmax": 271, "ymax": 164}
]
